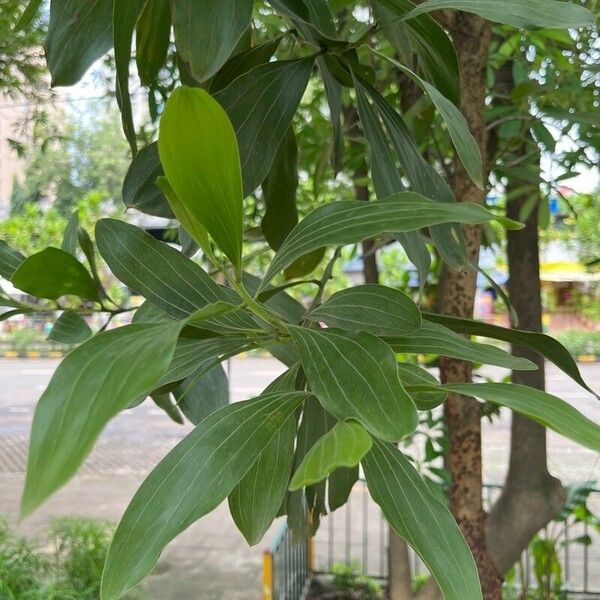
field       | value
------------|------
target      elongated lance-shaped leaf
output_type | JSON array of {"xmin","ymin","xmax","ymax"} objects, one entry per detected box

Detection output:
[
  {"xmin": 372, "ymin": 0, "xmax": 459, "ymax": 105},
  {"xmin": 289, "ymin": 326, "xmax": 418, "ymax": 442},
  {"xmin": 356, "ymin": 77, "xmax": 467, "ymax": 268},
  {"xmin": 307, "ymin": 284, "xmax": 422, "ymax": 336},
  {"xmin": 422, "ymin": 312, "xmax": 598, "ymax": 398},
  {"xmin": 396, "ymin": 362, "xmax": 447, "ymax": 410},
  {"xmin": 21, "ymin": 322, "xmax": 183, "ymax": 518},
  {"xmin": 12, "ymin": 247, "xmax": 99, "ymax": 302},
  {"xmin": 101, "ymin": 391, "xmax": 308, "ymax": 600},
  {"xmin": 363, "ymin": 440, "xmax": 482, "ymax": 600},
  {"xmin": 260, "ymin": 193, "xmax": 522, "ymax": 289},
  {"xmin": 61, "ymin": 212, "xmax": 79, "ymax": 256},
  {"xmin": 14, "ymin": 0, "xmax": 43, "ymax": 32},
  {"xmin": 48, "ymin": 310, "xmax": 92, "ymax": 345},
  {"xmin": 400, "ymin": 0, "xmax": 596, "ymax": 29},
  {"xmin": 158, "ymin": 87, "xmax": 244, "ymax": 268},
  {"xmin": 290, "ymin": 421, "xmax": 372, "ymax": 490},
  {"xmin": 215, "ymin": 58, "xmax": 313, "ymax": 196},
  {"xmin": 113, "ymin": 0, "xmax": 145, "ymax": 153},
  {"xmin": 0, "ymin": 240, "xmax": 25, "ymax": 279},
  {"xmin": 372, "ymin": 50, "xmax": 483, "ymax": 189},
  {"xmin": 172, "ymin": 0, "xmax": 253, "ymax": 82},
  {"xmin": 387, "ymin": 321, "xmax": 536, "ymax": 371},
  {"xmin": 353, "ymin": 77, "xmax": 431, "ymax": 288},
  {"xmin": 156, "ymin": 335, "xmax": 250, "ymax": 389},
  {"xmin": 96, "ymin": 219, "xmax": 255, "ymax": 333},
  {"xmin": 136, "ymin": 0, "xmax": 171, "ymax": 86},
  {"xmin": 228, "ymin": 367, "xmax": 301, "ymax": 545},
  {"xmin": 439, "ymin": 383, "xmax": 600, "ymax": 453},
  {"xmin": 45, "ymin": 0, "xmax": 114, "ymax": 86}
]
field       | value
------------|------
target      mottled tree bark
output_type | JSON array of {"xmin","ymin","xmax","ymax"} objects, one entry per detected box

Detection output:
[{"xmin": 437, "ymin": 12, "xmax": 502, "ymax": 599}]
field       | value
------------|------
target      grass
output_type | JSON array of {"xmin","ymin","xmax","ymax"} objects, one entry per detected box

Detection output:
[{"xmin": 0, "ymin": 517, "xmax": 140, "ymax": 599}]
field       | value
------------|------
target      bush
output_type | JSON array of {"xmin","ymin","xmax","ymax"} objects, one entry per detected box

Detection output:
[
  {"xmin": 0, "ymin": 517, "xmax": 139, "ymax": 599},
  {"xmin": 555, "ymin": 330, "xmax": 600, "ymax": 357}
]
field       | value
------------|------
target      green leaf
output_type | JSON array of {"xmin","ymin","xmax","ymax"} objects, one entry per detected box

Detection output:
[
  {"xmin": 46, "ymin": 0, "xmax": 114, "ymax": 86},
  {"xmin": 209, "ymin": 35, "xmax": 284, "ymax": 94},
  {"xmin": 396, "ymin": 362, "xmax": 447, "ymax": 410},
  {"xmin": 422, "ymin": 312, "xmax": 598, "ymax": 398},
  {"xmin": 61, "ymin": 212, "xmax": 79, "ymax": 256},
  {"xmin": 0, "ymin": 240, "xmax": 25, "ymax": 279},
  {"xmin": 319, "ymin": 58, "xmax": 344, "ymax": 172},
  {"xmin": 122, "ymin": 143, "xmax": 173, "ymax": 218},
  {"xmin": 12, "ymin": 248, "xmax": 99, "ymax": 302},
  {"xmin": 262, "ymin": 127, "xmax": 299, "ymax": 251},
  {"xmin": 328, "ymin": 466, "xmax": 359, "ymax": 512},
  {"xmin": 372, "ymin": 0, "xmax": 460, "ymax": 105},
  {"xmin": 261, "ymin": 193, "xmax": 522, "ymax": 288},
  {"xmin": 114, "ymin": 0, "xmax": 145, "ymax": 153},
  {"xmin": 174, "ymin": 364, "xmax": 229, "ymax": 425},
  {"xmin": 290, "ymin": 421, "xmax": 372, "ymax": 490},
  {"xmin": 151, "ymin": 393, "xmax": 184, "ymax": 425},
  {"xmin": 158, "ymin": 87, "xmax": 244, "ymax": 268},
  {"xmin": 172, "ymin": 0, "xmax": 253, "ymax": 82},
  {"xmin": 228, "ymin": 366, "xmax": 300, "ymax": 544},
  {"xmin": 401, "ymin": 1, "xmax": 596, "ymax": 29},
  {"xmin": 96, "ymin": 219, "xmax": 254, "ymax": 332},
  {"xmin": 307, "ymin": 284, "xmax": 422, "ymax": 336},
  {"xmin": 101, "ymin": 391, "xmax": 308, "ymax": 600},
  {"xmin": 356, "ymin": 76, "xmax": 467, "ymax": 268},
  {"xmin": 363, "ymin": 440, "xmax": 482, "ymax": 600},
  {"xmin": 388, "ymin": 321, "xmax": 537, "ymax": 371},
  {"xmin": 136, "ymin": 0, "xmax": 171, "ymax": 85},
  {"xmin": 21, "ymin": 322, "xmax": 183, "ymax": 518},
  {"xmin": 77, "ymin": 227, "xmax": 107, "ymax": 301},
  {"xmin": 156, "ymin": 335, "xmax": 250, "ymax": 389},
  {"xmin": 353, "ymin": 77, "xmax": 431, "ymax": 288},
  {"xmin": 373, "ymin": 51, "xmax": 483, "ymax": 189},
  {"xmin": 14, "ymin": 0, "xmax": 43, "ymax": 32},
  {"xmin": 215, "ymin": 58, "xmax": 313, "ymax": 196},
  {"xmin": 289, "ymin": 326, "xmax": 417, "ymax": 442},
  {"xmin": 48, "ymin": 311, "xmax": 92, "ymax": 345},
  {"xmin": 441, "ymin": 383, "xmax": 600, "ymax": 453}
]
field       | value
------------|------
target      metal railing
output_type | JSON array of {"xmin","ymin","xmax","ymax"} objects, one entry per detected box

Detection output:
[
  {"xmin": 263, "ymin": 522, "xmax": 313, "ymax": 600},
  {"xmin": 266, "ymin": 481, "xmax": 600, "ymax": 599}
]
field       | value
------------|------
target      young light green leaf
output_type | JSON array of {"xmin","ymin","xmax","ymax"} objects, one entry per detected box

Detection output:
[
  {"xmin": 0, "ymin": 240, "xmax": 25, "ymax": 279},
  {"xmin": 422, "ymin": 312, "xmax": 598, "ymax": 398},
  {"xmin": 101, "ymin": 391, "xmax": 308, "ymax": 600},
  {"xmin": 172, "ymin": 0, "xmax": 253, "ymax": 82},
  {"xmin": 442, "ymin": 383, "xmax": 600, "ymax": 453},
  {"xmin": 158, "ymin": 87, "xmax": 244, "ymax": 268},
  {"xmin": 307, "ymin": 284, "xmax": 422, "ymax": 336},
  {"xmin": 48, "ymin": 311, "xmax": 92, "ymax": 345},
  {"xmin": 174, "ymin": 364, "xmax": 229, "ymax": 425},
  {"xmin": 290, "ymin": 421, "xmax": 372, "ymax": 490},
  {"xmin": 363, "ymin": 440, "xmax": 482, "ymax": 600},
  {"xmin": 61, "ymin": 212, "xmax": 79, "ymax": 256},
  {"xmin": 261, "ymin": 193, "xmax": 522, "ymax": 288},
  {"xmin": 401, "ymin": 1, "xmax": 596, "ymax": 29},
  {"xmin": 12, "ymin": 248, "xmax": 99, "ymax": 302},
  {"xmin": 289, "ymin": 326, "xmax": 418, "ymax": 442},
  {"xmin": 373, "ymin": 50, "xmax": 483, "ymax": 189},
  {"xmin": 228, "ymin": 365, "xmax": 301, "ymax": 545},
  {"xmin": 96, "ymin": 219, "xmax": 254, "ymax": 332},
  {"xmin": 388, "ymin": 320, "xmax": 537, "ymax": 371},
  {"xmin": 215, "ymin": 58, "xmax": 313, "ymax": 196},
  {"xmin": 21, "ymin": 322, "xmax": 183, "ymax": 518},
  {"xmin": 46, "ymin": 0, "xmax": 114, "ymax": 86},
  {"xmin": 187, "ymin": 302, "xmax": 240, "ymax": 326}
]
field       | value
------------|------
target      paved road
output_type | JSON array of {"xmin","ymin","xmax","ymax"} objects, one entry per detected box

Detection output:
[{"xmin": 0, "ymin": 358, "xmax": 599, "ymax": 597}]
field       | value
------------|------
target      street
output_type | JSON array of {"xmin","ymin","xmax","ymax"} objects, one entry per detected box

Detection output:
[{"xmin": 0, "ymin": 357, "xmax": 599, "ymax": 597}]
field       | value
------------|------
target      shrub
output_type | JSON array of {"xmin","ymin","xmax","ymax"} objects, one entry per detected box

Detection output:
[{"xmin": 555, "ymin": 330, "xmax": 600, "ymax": 357}]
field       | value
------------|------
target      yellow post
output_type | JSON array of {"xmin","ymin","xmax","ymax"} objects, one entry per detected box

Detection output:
[
  {"xmin": 262, "ymin": 551, "xmax": 274, "ymax": 600},
  {"xmin": 307, "ymin": 536, "xmax": 314, "ymax": 573}
]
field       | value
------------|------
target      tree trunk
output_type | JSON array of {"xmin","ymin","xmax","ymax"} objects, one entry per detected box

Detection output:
[
  {"xmin": 485, "ymin": 65, "xmax": 566, "ymax": 575},
  {"xmin": 437, "ymin": 12, "xmax": 502, "ymax": 599}
]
